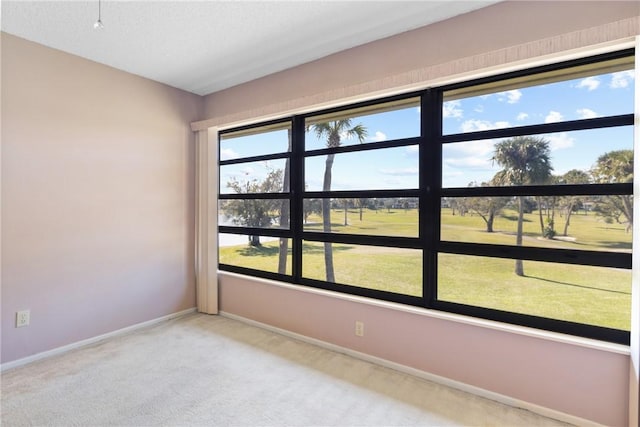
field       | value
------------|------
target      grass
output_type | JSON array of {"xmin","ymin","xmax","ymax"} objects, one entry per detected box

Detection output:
[
  {"xmin": 219, "ymin": 207, "xmax": 632, "ymax": 330},
  {"xmin": 303, "ymin": 208, "xmax": 418, "ymax": 237},
  {"xmin": 441, "ymin": 207, "xmax": 632, "ymax": 252}
]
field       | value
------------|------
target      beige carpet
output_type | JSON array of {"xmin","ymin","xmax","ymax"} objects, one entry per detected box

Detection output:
[{"xmin": 1, "ymin": 313, "xmax": 570, "ymax": 426}]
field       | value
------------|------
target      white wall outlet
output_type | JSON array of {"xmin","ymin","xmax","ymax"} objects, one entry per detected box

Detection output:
[
  {"xmin": 16, "ymin": 310, "xmax": 30, "ymax": 327},
  {"xmin": 355, "ymin": 321, "xmax": 364, "ymax": 337}
]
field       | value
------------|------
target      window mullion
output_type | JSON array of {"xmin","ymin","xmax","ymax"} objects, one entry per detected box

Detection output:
[
  {"xmin": 291, "ymin": 115, "xmax": 305, "ymax": 282},
  {"xmin": 421, "ymin": 89, "xmax": 442, "ymax": 308}
]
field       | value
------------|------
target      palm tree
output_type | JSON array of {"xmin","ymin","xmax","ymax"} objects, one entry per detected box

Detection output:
[
  {"xmin": 492, "ymin": 136, "xmax": 552, "ymax": 276},
  {"xmin": 307, "ymin": 119, "xmax": 367, "ymax": 282}
]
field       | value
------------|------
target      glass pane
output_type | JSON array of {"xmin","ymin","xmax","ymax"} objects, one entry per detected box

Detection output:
[
  {"xmin": 438, "ymin": 254, "xmax": 631, "ymax": 330},
  {"xmin": 302, "ymin": 241, "xmax": 422, "ymax": 296},
  {"xmin": 219, "ymin": 199, "xmax": 289, "ymax": 230},
  {"xmin": 305, "ymin": 97, "xmax": 420, "ymax": 150},
  {"xmin": 220, "ymin": 158, "xmax": 288, "ymax": 194},
  {"xmin": 443, "ymin": 62, "xmax": 634, "ymax": 135},
  {"xmin": 442, "ymin": 126, "xmax": 633, "ymax": 188},
  {"xmin": 303, "ymin": 197, "xmax": 418, "ymax": 237},
  {"xmin": 219, "ymin": 234, "xmax": 292, "ymax": 275},
  {"xmin": 220, "ymin": 122, "xmax": 291, "ymax": 160},
  {"xmin": 305, "ymin": 146, "xmax": 418, "ymax": 191},
  {"xmin": 441, "ymin": 195, "xmax": 632, "ymax": 252}
]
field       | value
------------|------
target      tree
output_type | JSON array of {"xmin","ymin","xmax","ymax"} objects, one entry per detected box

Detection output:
[
  {"xmin": 492, "ymin": 136, "xmax": 552, "ymax": 276},
  {"xmin": 558, "ymin": 169, "xmax": 590, "ymax": 236},
  {"xmin": 307, "ymin": 120, "xmax": 367, "ymax": 282},
  {"xmin": 225, "ymin": 166, "xmax": 284, "ymax": 247},
  {"xmin": 464, "ymin": 179, "xmax": 509, "ymax": 233},
  {"xmin": 356, "ymin": 198, "xmax": 369, "ymax": 221},
  {"xmin": 303, "ymin": 198, "xmax": 322, "ymax": 223},
  {"xmin": 591, "ymin": 149, "xmax": 633, "ymax": 232},
  {"xmin": 532, "ymin": 175, "xmax": 562, "ymax": 238},
  {"xmin": 384, "ymin": 198, "xmax": 395, "ymax": 213},
  {"xmin": 535, "ymin": 174, "xmax": 557, "ymax": 236},
  {"xmin": 343, "ymin": 199, "xmax": 350, "ymax": 226}
]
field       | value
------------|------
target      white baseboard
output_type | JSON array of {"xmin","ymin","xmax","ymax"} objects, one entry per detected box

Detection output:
[
  {"xmin": 220, "ymin": 311, "xmax": 604, "ymax": 427},
  {"xmin": 1, "ymin": 308, "xmax": 197, "ymax": 372}
]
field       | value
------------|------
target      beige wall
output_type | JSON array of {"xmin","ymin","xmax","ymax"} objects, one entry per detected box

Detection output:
[
  {"xmin": 201, "ymin": 2, "xmax": 640, "ymax": 426},
  {"xmin": 1, "ymin": 33, "xmax": 203, "ymax": 363}
]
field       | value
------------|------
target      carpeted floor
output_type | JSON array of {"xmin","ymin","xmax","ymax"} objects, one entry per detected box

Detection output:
[{"xmin": 1, "ymin": 313, "xmax": 570, "ymax": 426}]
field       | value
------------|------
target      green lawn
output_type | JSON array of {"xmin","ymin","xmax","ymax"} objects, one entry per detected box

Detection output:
[
  {"xmin": 441, "ymin": 207, "xmax": 632, "ymax": 252},
  {"xmin": 219, "ymin": 207, "xmax": 632, "ymax": 330},
  {"xmin": 303, "ymin": 207, "xmax": 418, "ymax": 237}
]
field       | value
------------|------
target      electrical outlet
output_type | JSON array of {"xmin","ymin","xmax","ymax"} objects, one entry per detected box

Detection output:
[
  {"xmin": 355, "ymin": 321, "xmax": 364, "ymax": 337},
  {"xmin": 16, "ymin": 310, "xmax": 30, "ymax": 328}
]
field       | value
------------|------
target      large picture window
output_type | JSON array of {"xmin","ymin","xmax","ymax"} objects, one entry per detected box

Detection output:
[{"xmin": 218, "ymin": 50, "xmax": 634, "ymax": 344}]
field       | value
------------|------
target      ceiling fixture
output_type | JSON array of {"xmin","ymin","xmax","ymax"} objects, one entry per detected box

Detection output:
[{"xmin": 93, "ymin": 0, "xmax": 104, "ymax": 29}]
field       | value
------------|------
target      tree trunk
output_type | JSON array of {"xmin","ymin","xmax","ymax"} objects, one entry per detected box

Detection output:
[
  {"xmin": 562, "ymin": 202, "xmax": 574, "ymax": 236},
  {"xmin": 515, "ymin": 196, "xmax": 524, "ymax": 276},
  {"xmin": 621, "ymin": 195, "xmax": 633, "ymax": 233},
  {"xmin": 322, "ymin": 154, "xmax": 335, "ymax": 282},
  {"xmin": 486, "ymin": 211, "xmax": 494, "ymax": 233},
  {"xmin": 277, "ymin": 133, "xmax": 292, "ymax": 274},
  {"xmin": 536, "ymin": 196, "xmax": 544, "ymax": 235},
  {"xmin": 359, "ymin": 206, "xmax": 363, "ymax": 221},
  {"xmin": 343, "ymin": 200, "xmax": 348, "ymax": 226},
  {"xmin": 249, "ymin": 235, "xmax": 261, "ymax": 247}
]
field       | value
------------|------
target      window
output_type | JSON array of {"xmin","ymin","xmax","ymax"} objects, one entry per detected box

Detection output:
[
  {"xmin": 218, "ymin": 121, "xmax": 293, "ymax": 278},
  {"xmin": 218, "ymin": 50, "xmax": 634, "ymax": 344}
]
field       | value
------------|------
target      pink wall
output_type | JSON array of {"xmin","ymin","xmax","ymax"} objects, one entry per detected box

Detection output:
[
  {"xmin": 220, "ymin": 274, "xmax": 630, "ymax": 426},
  {"xmin": 1, "ymin": 33, "xmax": 202, "ymax": 363},
  {"xmin": 1, "ymin": 0, "xmax": 637, "ymax": 424},
  {"xmin": 204, "ymin": 2, "xmax": 640, "ymax": 426}
]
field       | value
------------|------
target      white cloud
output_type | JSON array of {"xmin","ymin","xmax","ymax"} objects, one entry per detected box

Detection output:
[
  {"xmin": 609, "ymin": 70, "xmax": 635, "ymax": 89},
  {"xmin": 460, "ymin": 119, "xmax": 509, "ymax": 133},
  {"xmin": 369, "ymin": 131, "xmax": 387, "ymax": 142},
  {"xmin": 444, "ymin": 157, "xmax": 492, "ymax": 168},
  {"xmin": 442, "ymin": 139, "xmax": 496, "ymax": 171},
  {"xmin": 544, "ymin": 111, "xmax": 563, "ymax": 123},
  {"xmin": 576, "ymin": 108, "xmax": 598, "ymax": 119},
  {"xmin": 443, "ymin": 170, "xmax": 464, "ymax": 179},
  {"xmin": 379, "ymin": 167, "xmax": 419, "ymax": 176},
  {"xmin": 220, "ymin": 148, "xmax": 239, "ymax": 160},
  {"xmin": 516, "ymin": 112, "xmax": 529, "ymax": 121},
  {"xmin": 405, "ymin": 145, "xmax": 419, "ymax": 157},
  {"xmin": 497, "ymin": 89, "xmax": 522, "ymax": 104},
  {"xmin": 474, "ymin": 105, "xmax": 484, "ymax": 113},
  {"xmin": 576, "ymin": 76, "xmax": 600, "ymax": 91},
  {"xmin": 547, "ymin": 132, "xmax": 575, "ymax": 151},
  {"xmin": 443, "ymin": 100, "xmax": 463, "ymax": 118},
  {"xmin": 384, "ymin": 177, "xmax": 403, "ymax": 186},
  {"xmin": 445, "ymin": 139, "xmax": 495, "ymax": 157}
]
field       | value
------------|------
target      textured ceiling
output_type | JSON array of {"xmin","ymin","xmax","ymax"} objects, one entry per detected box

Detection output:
[{"xmin": 1, "ymin": 1, "xmax": 501, "ymax": 96}]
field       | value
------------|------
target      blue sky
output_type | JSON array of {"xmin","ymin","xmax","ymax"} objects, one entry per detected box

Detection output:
[{"xmin": 220, "ymin": 69, "xmax": 635, "ymax": 192}]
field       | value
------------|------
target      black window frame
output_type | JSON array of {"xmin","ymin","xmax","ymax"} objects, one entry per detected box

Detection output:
[{"xmin": 218, "ymin": 49, "xmax": 634, "ymax": 344}]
